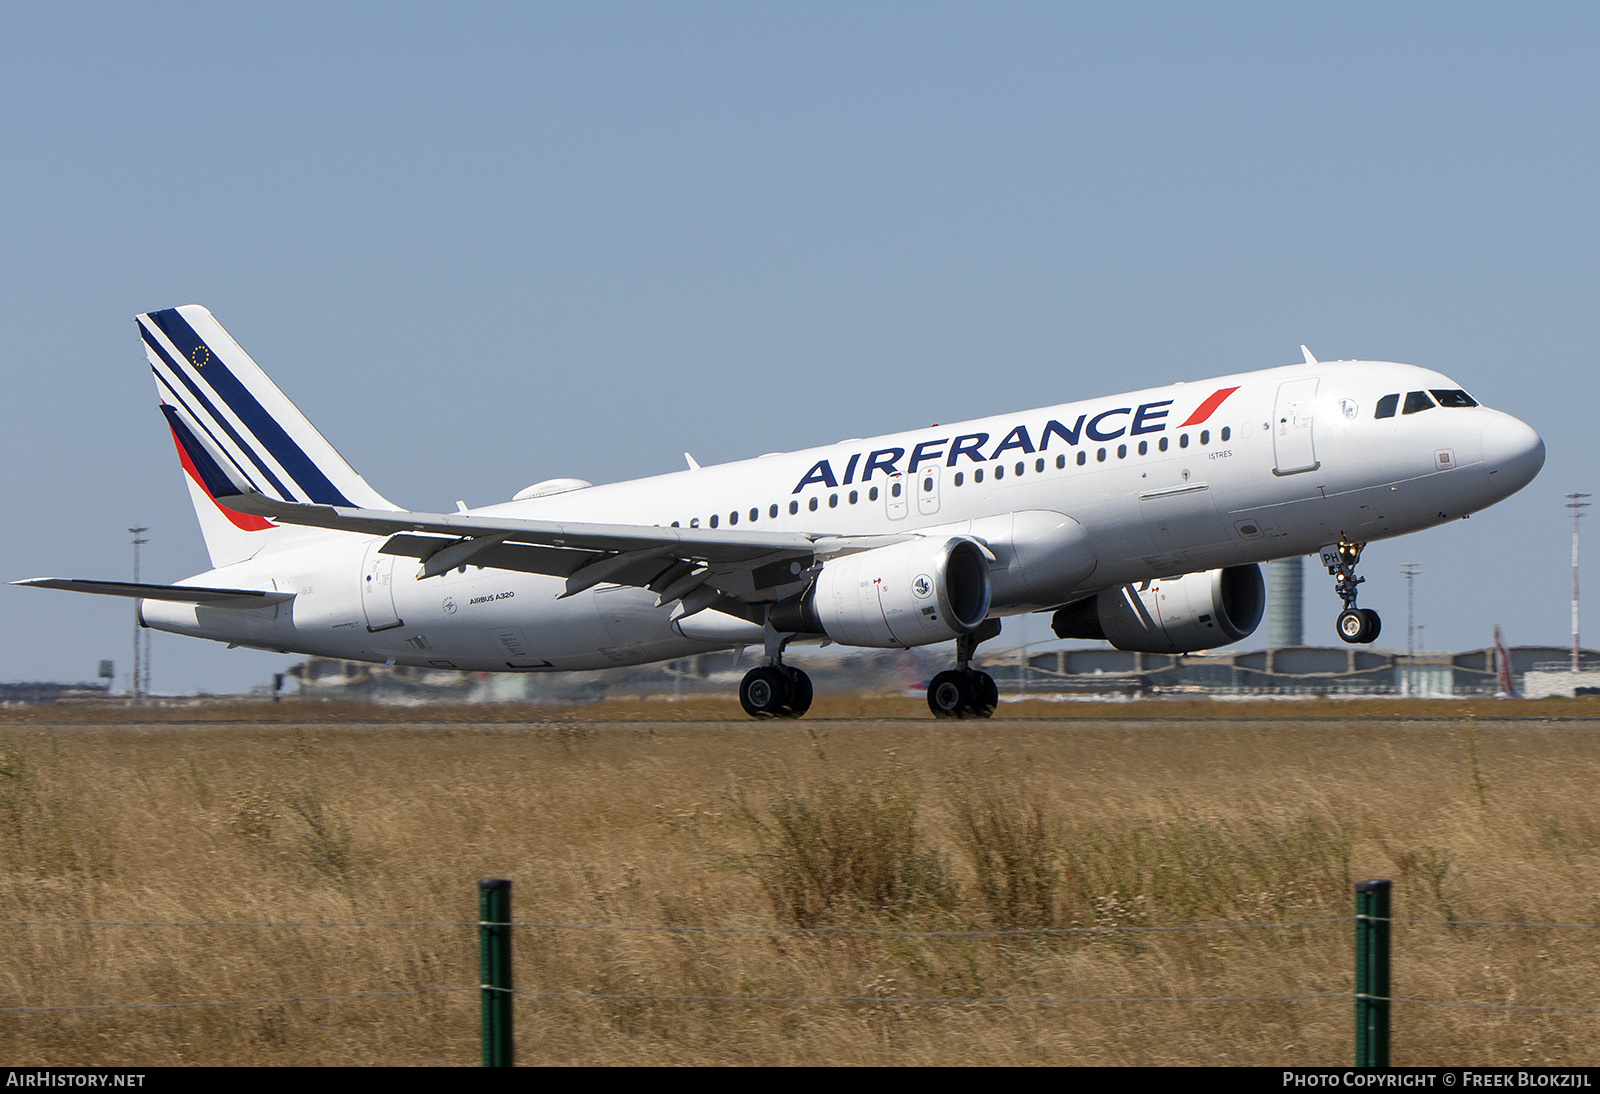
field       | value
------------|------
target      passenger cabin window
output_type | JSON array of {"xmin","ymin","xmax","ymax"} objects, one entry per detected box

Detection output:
[
  {"xmin": 1076, "ymin": 451, "xmax": 1087, "ymax": 466},
  {"xmin": 1375, "ymin": 394, "xmax": 1399, "ymax": 419},
  {"xmin": 709, "ymin": 515, "xmax": 718, "ymax": 528},
  {"xmin": 1403, "ymin": 391, "xmax": 1436, "ymax": 415},
  {"xmin": 789, "ymin": 501, "xmax": 799, "ymax": 515},
  {"xmin": 1431, "ymin": 389, "xmax": 1479, "ymax": 408}
]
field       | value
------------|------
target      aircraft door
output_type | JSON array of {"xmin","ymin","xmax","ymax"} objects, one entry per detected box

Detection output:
[
  {"xmin": 360, "ymin": 542, "xmax": 404, "ymax": 631},
  {"xmin": 1273, "ymin": 378, "xmax": 1320, "ymax": 475},
  {"xmin": 885, "ymin": 472, "xmax": 908, "ymax": 520},
  {"xmin": 916, "ymin": 466, "xmax": 942, "ymax": 516}
]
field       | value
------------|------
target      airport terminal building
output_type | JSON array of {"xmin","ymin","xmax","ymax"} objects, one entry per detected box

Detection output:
[{"xmin": 281, "ymin": 643, "xmax": 1600, "ymax": 704}]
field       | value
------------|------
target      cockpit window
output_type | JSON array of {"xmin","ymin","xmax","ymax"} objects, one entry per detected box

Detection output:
[
  {"xmin": 1374, "ymin": 394, "xmax": 1399, "ymax": 419},
  {"xmin": 1430, "ymin": 388, "xmax": 1479, "ymax": 408},
  {"xmin": 1402, "ymin": 391, "xmax": 1436, "ymax": 415}
]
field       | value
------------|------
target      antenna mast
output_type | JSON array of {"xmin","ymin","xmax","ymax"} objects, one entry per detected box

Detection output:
[{"xmin": 128, "ymin": 526, "xmax": 148, "ymax": 703}]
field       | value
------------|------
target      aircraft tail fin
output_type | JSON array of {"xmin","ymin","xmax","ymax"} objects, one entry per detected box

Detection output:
[{"xmin": 138, "ymin": 305, "xmax": 399, "ymax": 567}]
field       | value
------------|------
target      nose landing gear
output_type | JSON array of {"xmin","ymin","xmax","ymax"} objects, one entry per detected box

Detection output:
[
  {"xmin": 927, "ymin": 618, "xmax": 1002, "ymax": 719},
  {"xmin": 1322, "ymin": 539, "xmax": 1382, "ymax": 645}
]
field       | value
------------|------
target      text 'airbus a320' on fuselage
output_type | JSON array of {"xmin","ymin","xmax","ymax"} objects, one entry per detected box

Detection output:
[{"xmin": 17, "ymin": 307, "xmax": 1544, "ymax": 717}]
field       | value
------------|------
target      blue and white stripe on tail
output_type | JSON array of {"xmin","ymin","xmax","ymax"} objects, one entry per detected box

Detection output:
[{"xmin": 139, "ymin": 305, "xmax": 399, "ymax": 566}]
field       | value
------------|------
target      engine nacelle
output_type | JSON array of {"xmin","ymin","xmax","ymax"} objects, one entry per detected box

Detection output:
[
  {"xmin": 772, "ymin": 537, "xmax": 992, "ymax": 648},
  {"xmin": 1051, "ymin": 564, "xmax": 1265, "ymax": 654}
]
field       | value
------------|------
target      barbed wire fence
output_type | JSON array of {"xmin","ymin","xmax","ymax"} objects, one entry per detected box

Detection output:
[{"xmin": 4, "ymin": 885, "xmax": 1600, "ymax": 1063}]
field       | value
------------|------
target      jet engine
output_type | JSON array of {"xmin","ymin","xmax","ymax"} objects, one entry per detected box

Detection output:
[
  {"xmin": 1051, "ymin": 564, "xmax": 1265, "ymax": 654},
  {"xmin": 770, "ymin": 537, "xmax": 992, "ymax": 648}
]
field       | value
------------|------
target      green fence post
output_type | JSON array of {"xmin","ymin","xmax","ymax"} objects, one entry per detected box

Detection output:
[
  {"xmin": 479, "ymin": 878, "xmax": 513, "ymax": 1067},
  {"xmin": 1355, "ymin": 878, "xmax": 1391, "ymax": 1067}
]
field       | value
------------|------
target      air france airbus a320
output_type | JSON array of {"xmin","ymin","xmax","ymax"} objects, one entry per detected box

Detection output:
[{"xmin": 18, "ymin": 306, "xmax": 1545, "ymax": 717}]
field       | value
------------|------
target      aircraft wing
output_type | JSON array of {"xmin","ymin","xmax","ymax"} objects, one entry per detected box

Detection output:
[
  {"xmin": 13, "ymin": 578, "xmax": 295, "ymax": 608},
  {"xmin": 228, "ymin": 489, "xmax": 820, "ymax": 557},
  {"xmin": 172, "ymin": 388, "xmax": 914, "ymax": 609},
  {"xmin": 224, "ymin": 490, "xmax": 913, "ymax": 608}
]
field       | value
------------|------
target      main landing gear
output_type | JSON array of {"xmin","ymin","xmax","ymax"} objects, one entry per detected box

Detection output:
[
  {"xmin": 927, "ymin": 618, "xmax": 1002, "ymax": 719},
  {"xmin": 1323, "ymin": 539, "xmax": 1382, "ymax": 645},
  {"xmin": 739, "ymin": 664, "xmax": 813, "ymax": 718},
  {"xmin": 735, "ymin": 618, "xmax": 1004, "ymax": 720},
  {"xmin": 739, "ymin": 623, "xmax": 813, "ymax": 718}
]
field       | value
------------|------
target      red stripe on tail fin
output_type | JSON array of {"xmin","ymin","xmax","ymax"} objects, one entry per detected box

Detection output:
[{"xmin": 168, "ymin": 426, "xmax": 274, "ymax": 531}]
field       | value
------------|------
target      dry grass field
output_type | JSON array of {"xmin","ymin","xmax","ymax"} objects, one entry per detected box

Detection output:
[{"xmin": 3, "ymin": 696, "xmax": 1600, "ymax": 1065}]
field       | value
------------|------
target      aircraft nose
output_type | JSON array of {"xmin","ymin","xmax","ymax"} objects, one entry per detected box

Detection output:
[{"xmin": 1480, "ymin": 414, "xmax": 1545, "ymax": 493}]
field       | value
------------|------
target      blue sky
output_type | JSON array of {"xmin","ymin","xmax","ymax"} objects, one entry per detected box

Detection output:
[{"xmin": 2, "ymin": 3, "xmax": 1595, "ymax": 693}]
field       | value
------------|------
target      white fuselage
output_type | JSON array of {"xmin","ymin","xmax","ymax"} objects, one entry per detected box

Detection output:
[{"xmin": 139, "ymin": 360, "xmax": 1545, "ymax": 671}]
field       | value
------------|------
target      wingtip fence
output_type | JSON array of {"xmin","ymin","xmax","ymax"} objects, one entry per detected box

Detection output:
[{"xmin": 10, "ymin": 878, "xmax": 1600, "ymax": 1065}]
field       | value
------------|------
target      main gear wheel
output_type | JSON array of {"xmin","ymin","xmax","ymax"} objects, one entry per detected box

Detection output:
[
  {"xmin": 739, "ymin": 664, "xmax": 813, "ymax": 718},
  {"xmin": 927, "ymin": 669, "xmax": 998, "ymax": 719}
]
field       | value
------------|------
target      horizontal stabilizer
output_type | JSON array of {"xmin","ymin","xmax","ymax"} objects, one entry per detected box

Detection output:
[{"xmin": 13, "ymin": 578, "xmax": 295, "ymax": 608}]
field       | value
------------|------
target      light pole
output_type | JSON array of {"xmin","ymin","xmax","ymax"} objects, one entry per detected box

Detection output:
[
  {"xmin": 1400, "ymin": 563, "xmax": 1421, "ymax": 697},
  {"xmin": 129, "ymin": 526, "xmax": 148, "ymax": 702},
  {"xmin": 1568, "ymin": 494, "xmax": 1590, "ymax": 673}
]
